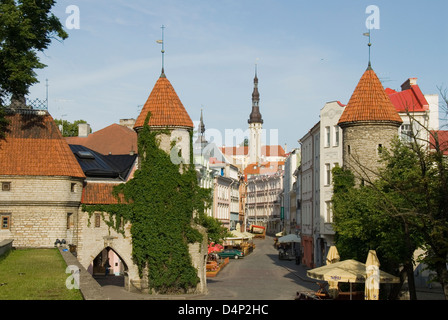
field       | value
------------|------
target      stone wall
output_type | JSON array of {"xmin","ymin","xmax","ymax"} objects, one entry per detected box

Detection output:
[
  {"xmin": 0, "ymin": 175, "xmax": 83, "ymax": 247},
  {"xmin": 342, "ymin": 122, "xmax": 400, "ymax": 182}
]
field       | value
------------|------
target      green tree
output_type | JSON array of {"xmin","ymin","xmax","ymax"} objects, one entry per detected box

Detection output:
[
  {"xmin": 0, "ymin": 0, "xmax": 67, "ymax": 138},
  {"xmin": 54, "ymin": 119, "xmax": 89, "ymax": 137}
]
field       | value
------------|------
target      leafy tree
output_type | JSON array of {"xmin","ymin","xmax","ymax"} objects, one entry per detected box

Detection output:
[
  {"xmin": 0, "ymin": 0, "xmax": 67, "ymax": 138},
  {"xmin": 333, "ymin": 107, "xmax": 448, "ymax": 300},
  {"xmin": 0, "ymin": 0, "xmax": 67, "ymax": 106},
  {"xmin": 54, "ymin": 119, "xmax": 90, "ymax": 137}
]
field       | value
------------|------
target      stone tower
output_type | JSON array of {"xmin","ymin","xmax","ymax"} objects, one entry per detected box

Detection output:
[
  {"xmin": 133, "ymin": 69, "xmax": 208, "ymax": 294},
  {"xmin": 338, "ymin": 63, "xmax": 403, "ymax": 182},
  {"xmin": 248, "ymin": 67, "xmax": 263, "ymax": 164}
]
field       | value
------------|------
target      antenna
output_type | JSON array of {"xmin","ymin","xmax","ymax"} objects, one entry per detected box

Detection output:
[{"xmin": 45, "ymin": 79, "xmax": 49, "ymax": 110}]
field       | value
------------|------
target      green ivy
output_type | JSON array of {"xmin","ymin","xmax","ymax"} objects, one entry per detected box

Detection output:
[{"xmin": 83, "ymin": 115, "xmax": 213, "ymax": 294}]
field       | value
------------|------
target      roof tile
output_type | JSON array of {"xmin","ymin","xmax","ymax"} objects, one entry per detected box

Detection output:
[
  {"xmin": 134, "ymin": 75, "xmax": 193, "ymax": 129},
  {"xmin": 0, "ymin": 111, "xmax": 85, "ymax": 178},
  {"xmin": 338, "ymin": 65, "xmax": 403, "ymax": 126}
]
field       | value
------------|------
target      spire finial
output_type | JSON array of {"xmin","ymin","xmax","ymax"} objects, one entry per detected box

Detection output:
[
  {"xmin": 363, "ymin": 30, "xmax": 372, "ymax": 68},
  {"xmin": 157, "ymin": 25, "xmax": 166, "ymax": 77}
]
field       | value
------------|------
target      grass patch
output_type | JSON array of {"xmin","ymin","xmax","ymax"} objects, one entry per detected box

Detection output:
[{"xmin": 0, "ymin": 248, "xmax": 83, "ymax": 300}]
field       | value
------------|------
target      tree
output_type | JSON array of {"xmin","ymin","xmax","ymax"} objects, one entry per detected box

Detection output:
[
  {"xmin": 332, "ymin": 106, "xmax": 448, "ymax": 300},
  {"xmin": 0, "ymin": 0, "xmax": 68, "ymax": 106},
  {"xmin": 54, "ymin": 119, "xmax": 90, "ymax": 137}
]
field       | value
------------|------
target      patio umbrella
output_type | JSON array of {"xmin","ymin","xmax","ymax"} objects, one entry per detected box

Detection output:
[
  {"xmin": 365, "ymin": 250, "xmax": 380, "ymax": 300},
  {"xmin": 307, "ymin": 259, "xmax": 399, "ymax": 300},
  {"xmin": 277, "ymin": 234, "xmax": 301, "ymax": 243},
  {"xmin": 326, "ymin": 246, "xmax": 340, "ymax": 298}
]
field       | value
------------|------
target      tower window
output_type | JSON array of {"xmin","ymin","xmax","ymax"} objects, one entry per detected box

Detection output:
[
  {"xmin": 378, "ymin": 144, "xmax": 383, "ymax": 154},
  {"xmin": 347, "ymin": 145, "xmax": 351, "ymax": 154}
]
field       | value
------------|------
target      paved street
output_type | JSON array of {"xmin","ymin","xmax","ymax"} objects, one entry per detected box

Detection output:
[
  {"xmin": 96, "ymin": 235, "xmax": 445, "ymax": 300},
  {"xmin": 198, "ymin": 236, "xmax": 314, "ymax": 300}
]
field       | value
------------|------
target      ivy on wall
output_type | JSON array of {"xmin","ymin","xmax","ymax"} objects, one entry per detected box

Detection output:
[{"xmin": 83, "ymin": 116, "xmax": 213, "ymax": 294}]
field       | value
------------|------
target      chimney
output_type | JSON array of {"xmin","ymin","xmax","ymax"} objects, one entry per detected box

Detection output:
[
  {"xmin": 119, "ymin": 118, "xmax": 136, "ymax": 130},
  {"xmin": 401, "ymin": 78, "xmax": 417, "ymax": 91},
  {"xmin": 78, "ymin": 123, "xmax": 90, "ymax": 137}
]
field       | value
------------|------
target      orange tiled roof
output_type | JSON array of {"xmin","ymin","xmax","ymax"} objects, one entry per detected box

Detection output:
[
  {"xmin": 81, "ymin": 182, "xmax": 127, "ymax": 205},
  {"xmin": 134, "ymin": 74, "xmax": 193, "ymax": 130},
  {"xmin": 66, "ymin": 123, "xmax": 137, "ymax": 155},
  {"xmin": 0, "ymin": 110, "xmax": 85, "ymax": 178},
  {"xmin": 338, "ymin": 65, "xmax": 403, "ymax": 126}
]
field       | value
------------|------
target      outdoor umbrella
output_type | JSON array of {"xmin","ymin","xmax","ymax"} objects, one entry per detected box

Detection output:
[
  {"xmin": 307, "ymin": 259, "xmax": 399, "ymax": 300},
  {"xmin": 277, "ymin": 234, "xmax": 301, "ymax": 243},
  {"xmin": 365, "ymin": 250, "xmax": 381, "ymax": 300},
  {"xmin": 326, "ymin": 246, "xmax": 341, "ymax": 298}
]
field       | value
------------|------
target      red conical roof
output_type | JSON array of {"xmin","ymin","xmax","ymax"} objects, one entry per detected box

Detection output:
[
  {"xmin": 134, "ymin": 73, "xmax": 193, "ymax": 130},
  {"xmin": 338, "ymin": 64, "xmax": 403, "ymax": 126}
]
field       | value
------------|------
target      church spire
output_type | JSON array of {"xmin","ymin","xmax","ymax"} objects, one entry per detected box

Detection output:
[{"xmin": 248, "ymin": 65, "xmax": 263, "ymax": 124}]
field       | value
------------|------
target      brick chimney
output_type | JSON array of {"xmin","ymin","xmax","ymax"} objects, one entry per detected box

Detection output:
[{"xmin": 401, "ymin": 78, "xmax": 417, "ymax": 91}]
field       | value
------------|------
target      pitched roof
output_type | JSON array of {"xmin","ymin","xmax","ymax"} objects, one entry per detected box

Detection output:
[
  {"xmin": 81, "ymin": 182, "xmax": 126, "ymax": 205},
  {"xmin": 338, "ymin": 64, "xmax": 403, "ymax": 126},
  {"xmin": 66, "ymin": 123, "xmax": 137, "ymax": 155},
  {"xmin": 0, "ymin": 110, "xmax": 85, "ymax": 178},
  {"xmin": 430, "ymin": 130, "xmax": 448, "ymax": 155},
  {"xmin": 134, "ymin": 74, "xmax": 193, "ymax": 130},
  {"xmin": 70, "ymin": 144, "xmax": 137, "ymax": 180},
  {"xmin": 385, "ymin": 78, "xmax": 429, "ymax": 113}
]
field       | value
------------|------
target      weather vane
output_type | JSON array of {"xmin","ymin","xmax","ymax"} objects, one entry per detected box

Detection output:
[
  {"xmin": 363, "ymin": 30, "xmax": 372, "ymax": 65},
  {"xmin": 156, "ymin": 25, "xmax": 165, "ymax": 74}
]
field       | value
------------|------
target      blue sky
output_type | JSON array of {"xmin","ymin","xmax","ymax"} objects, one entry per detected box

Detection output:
[{"xmin": 29, "ymin": 0, "xmax": 448, "ymax": 151}]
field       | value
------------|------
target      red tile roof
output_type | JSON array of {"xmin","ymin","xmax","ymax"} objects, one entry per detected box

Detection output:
[
  {"xmin": 338, "ymin": 65, "xmax": 403, "ymax": 126},
  {"xmin": 386, "ymin": 80, "xmax": 429, "ymax": 113},
  {"xmin": 66, "ymin": 123, "xmax": 137, "ymax": 155},
  {"xmin": 0, "ymin": 110, "xmax": 85, "ymax": 178},
  {"xmin": 243, "ymin": 161, "xmax": 285, "ymax": 179},
  {"xmin": 81, "ymin": 182, "xmax": 127, "ymax": 205},
  {"xmin": 134, "ymin": 75, "xmax": 193, "ymax": 130},
  {"xmin": 430, "ymin": 130, "xmax": 448, "ymax": 155}
]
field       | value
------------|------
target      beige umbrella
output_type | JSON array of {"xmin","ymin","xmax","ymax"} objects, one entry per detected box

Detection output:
[
  {"xmin": 307, "ymin": 259, "xmax": 399, "ymax": 300},
  {"xmin": 365, "ymin": 250, "xmax": 381, "ymax": 300},
  {"xmin": 326, "ymin": 246, "xmax": 340, "ymax": 298}
]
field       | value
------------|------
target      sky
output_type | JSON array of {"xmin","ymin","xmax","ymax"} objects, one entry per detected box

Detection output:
[{"xmin": 28, "ymin": 0, "xmax": 448, "ymax": 151}]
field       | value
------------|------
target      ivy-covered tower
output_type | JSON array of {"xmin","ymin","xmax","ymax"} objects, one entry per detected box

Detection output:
[
  {"xmin": 338, "ymin": 62, "xmax": 403, "ymax": 182},
  {"xmin": 132, "ymin": 68, "xmax": 208, "ymax": 294}
]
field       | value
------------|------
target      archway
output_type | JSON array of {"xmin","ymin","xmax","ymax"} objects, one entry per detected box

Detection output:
[{"xmin": 89, "ymin": 247, "xmax": 129, "ymax": 288}]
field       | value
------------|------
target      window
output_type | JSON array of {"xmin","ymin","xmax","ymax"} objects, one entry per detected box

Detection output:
[
  {"xmin": 347, "ymin": 145, "xmax": 351, "ymax": 154},
  {"xmin": 325, "ymin": 201, "xmax": 332, "ymax": 223},
  {"xmin": 325, "ymin": 163, "xmax": 331, "ymax": 185},
  {"xmin": 325, "ymin": 126, "xmax": 330, "ymax": 147},
  {"xmin": 378, "ymin": 144, "xmax": 383, "ymax": 155},
  {"xmin": 333, "ymin": 126, "xmax": 339, "ymax": 146},
  {"xmin": 67, "ymin": 213, "xmax": 73, "ymax": 229},
  {"xmin": 2, "ymin": 182, "xmax": 11, "ymax": 191},
  {"xmin": 95, "ymin": 213, "xmax": 101, "ymax": 228},
  {"xmin": 1, "ymin": 215, "xmax": 10, "ymax": 230},
  {"xmin": 71, "ymin": 183, "xmax": 76, "ymax": 192},
  {"xmin": 401, "ymin": 124, "xmax": 412, "ymax": 142}
]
